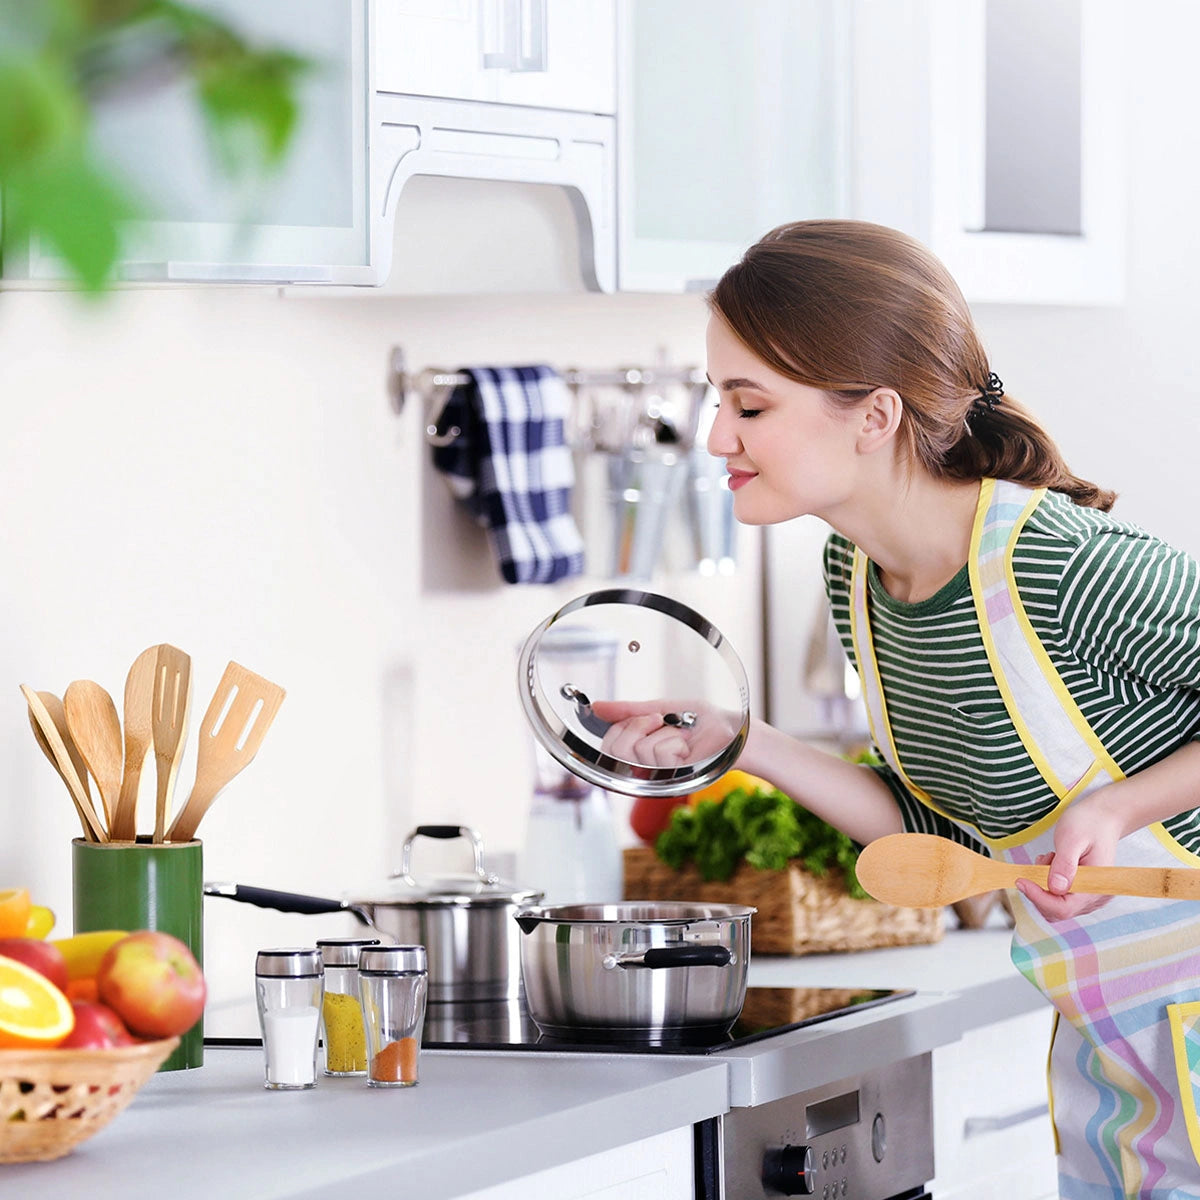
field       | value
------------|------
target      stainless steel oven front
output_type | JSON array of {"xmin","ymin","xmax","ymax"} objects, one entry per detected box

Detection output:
[{"xmin": 695, "ymin": 1054, "xmax": 934, "ymax": 1200}]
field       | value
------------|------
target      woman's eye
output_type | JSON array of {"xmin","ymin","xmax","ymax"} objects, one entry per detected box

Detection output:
[{"xmin": 736, "ymin": 406, "xmax": 763, "ymax": 419}]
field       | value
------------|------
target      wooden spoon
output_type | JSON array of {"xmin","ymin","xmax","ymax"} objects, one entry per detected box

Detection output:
[
  {"xmin": 856, "ymin": 832, "xmax": 1200, "ymax": 908},
  {"xmin": 64, "ymin": 680, "xmax": 125, "ymax": 834},
  {"xmin": 22, "ymin": 685, "xmax": 106, "ymax": 841},
  {"xmin": 110, "ymin": 645, "xmax": 159, "ymax": 842}
]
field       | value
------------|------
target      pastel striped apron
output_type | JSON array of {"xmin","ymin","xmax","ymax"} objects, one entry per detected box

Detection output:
[{"xmin": 849, "ymin": 478, "xmax": 1200, "ymax": 1199}]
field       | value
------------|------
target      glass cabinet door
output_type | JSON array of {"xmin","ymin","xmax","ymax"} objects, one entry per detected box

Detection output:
[
  {"xmin": 616, "ymin": 0, "xmax": 850, "ymax": 293},
  {"xmin": 17, "ymin": 0, "xmax": 378, "ymax": 285}
]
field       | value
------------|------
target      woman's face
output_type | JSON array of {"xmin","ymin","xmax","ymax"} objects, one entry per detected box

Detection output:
[{"xmin": 705, "ymin": 315, "xmax": 863, "ymax": 525}]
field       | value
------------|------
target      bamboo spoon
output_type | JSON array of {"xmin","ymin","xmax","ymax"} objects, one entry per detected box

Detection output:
[
  {"xmin": 151, "ymin": 644, "xmax": 191, "ymax": 843},
  {"xmin": 166, "ymin": 661, "xmax": 285, "ymax": 843},
  {"xmin": 22, "ymin": 685, "xmax": 106, "ymax": 841},
  {"xmin": 110, "ymin": 645, "xmax": 159, "ymax": 842},
  {"xmin": 63, "ymin": 680, "xmax": 125, "ymax": 834},
  {"xmin": 30, "ymin": 690, "xmax": 95, "ymax": 810},
  {"xmin": 856, "ymin": 832, "xmax": 1200, "ymax": 908}
]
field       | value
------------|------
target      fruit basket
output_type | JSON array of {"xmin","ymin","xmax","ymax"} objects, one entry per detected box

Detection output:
[{"xmin": 0, "ymin": 1037, "xmax": 178, "ymax": 1163}]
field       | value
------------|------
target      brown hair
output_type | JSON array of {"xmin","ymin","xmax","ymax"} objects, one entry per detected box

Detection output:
[{"xmin": 708, "ymin": 220, "xmax": 1115, "ymax": 511}]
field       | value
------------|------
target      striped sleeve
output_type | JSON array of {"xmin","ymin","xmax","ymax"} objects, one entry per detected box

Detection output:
[{"xmin": 1057, "ymin": 531, "xmax": 1200, "ymax": 701}]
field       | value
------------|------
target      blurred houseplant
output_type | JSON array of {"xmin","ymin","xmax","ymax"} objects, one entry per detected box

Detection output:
[{"xmin": 0, "ymin": 0, "xmax": 308, "ymax": 293}]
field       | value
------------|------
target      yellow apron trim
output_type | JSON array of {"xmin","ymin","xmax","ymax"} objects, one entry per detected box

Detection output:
[
  {"xmin": 1047, "ymin": 1011, "xmax": 1061, "ymax": 1157},
  {"xmin": 1150, "ymin": 821, "xmax": 1200, "ymax": 868},
  {"xmin": 1000, "ymin": 489, "xmax": 1125, "ymax": 785},
  {"xmin": 985, "ymin": 761, "xmax": 1110, "ymax": 852},
  {"xmin": 1167, "ymin": 1001, "xmax": 1200, "ymax": 1167},
  {"xmin": 969, "ymin": 483, "xmax": 1070, "ymax": 798},
  {"xmin": 850, "ymin": 549, "xmax": 987, "ymax": 840}
]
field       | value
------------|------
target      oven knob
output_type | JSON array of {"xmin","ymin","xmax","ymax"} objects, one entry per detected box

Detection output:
[{"xmin": 762, "ymin": 1144, "xmax": 816, "ymax": 1195}]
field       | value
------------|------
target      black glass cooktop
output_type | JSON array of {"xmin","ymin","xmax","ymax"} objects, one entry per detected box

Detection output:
[{"xmin": 420, "ymin": 986, "xmax": 913, "ymax": 1055}]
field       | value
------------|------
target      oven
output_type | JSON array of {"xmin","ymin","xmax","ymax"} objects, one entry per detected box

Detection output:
[{"xmin": 422, "ymin": 985, "xmax": 937, "ymax": 1200}]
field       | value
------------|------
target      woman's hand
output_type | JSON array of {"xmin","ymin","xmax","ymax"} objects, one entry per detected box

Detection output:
[
  {"xmin": 1015, "ymin": 791, "xmax": 1127, "ymax": 921},
  {"xmin": 589, "ymin": 699, "xmax": 741, "ymax": 770}
]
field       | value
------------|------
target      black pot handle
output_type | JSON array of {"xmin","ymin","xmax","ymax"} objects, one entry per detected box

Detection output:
[
  {"xmin": 642, "ymin": 946, "xmax": 733, "ymax": 969},
  {"xmin": 413, "ymin": 824, "xmax": 468, "ymax": 839},
  {"xmin": 204, "ymin": 882, "xmax": 349, "ymax": 917}
]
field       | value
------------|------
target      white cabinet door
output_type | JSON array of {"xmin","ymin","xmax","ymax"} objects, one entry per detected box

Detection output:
[
  {"xmin": 851, "ymin": 0, "xmax": 1125, "ymax": 305},
  {"xmin": 930, "ymin": 1008, "xmax": 1059, "ymax": 1200},
  {"xmin": 616, "ymin": 0, "xmax": 851, "ymax": 293},
  {"xmin": 375, "ymin": 0, "xmax": 616, "ymax": 114},
  {"xmin": 9, "ymin": 0, "xmax": 379, "ymax": 286}
]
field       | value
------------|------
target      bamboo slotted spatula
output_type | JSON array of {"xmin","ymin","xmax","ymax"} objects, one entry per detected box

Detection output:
[
  {"xmin": 856, "ymin": 832, "xmax": 1200, "ymax": 908},
  {"xmin": 22, "ymin": 685, "xmax": 106, "ymax": 841},
  {"xmin": 110, "ymin": 645, "xmax": 159, "ymax": 841},
  {"xmin": 63, "ymin": 680, "xmax": 124, "ymax": 834},
  {"xmin": 151, "ymin": 644, "xmax": 191, "ymax": 843},
  {"xmin": 165, "ymin": 661, "xmax": 285, "ymax": 842}
]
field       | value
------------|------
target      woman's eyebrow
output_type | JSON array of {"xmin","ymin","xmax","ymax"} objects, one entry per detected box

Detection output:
[{"xmin": 706, "ymin": 374, "xmax": 772, "ymax": 392}]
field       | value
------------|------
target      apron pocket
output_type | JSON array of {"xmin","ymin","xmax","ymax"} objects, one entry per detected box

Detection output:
[{"xmin": 1166, "ymin": 1000, "xmax": 1200, "ymax": 1167}]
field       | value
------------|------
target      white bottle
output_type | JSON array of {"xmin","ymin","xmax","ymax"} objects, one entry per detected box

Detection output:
[{"xmin": 519, "ymin": 782, "xmax": 623, "ymax": 905}]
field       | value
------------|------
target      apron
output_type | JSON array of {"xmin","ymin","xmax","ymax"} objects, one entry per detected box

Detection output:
[{"xmin": 849, "ymin": 477, "xmax": 1200, "ymax": 1199}]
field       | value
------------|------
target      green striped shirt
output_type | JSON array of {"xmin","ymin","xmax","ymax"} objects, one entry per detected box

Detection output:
[{"xmin": 824, "ymin": 488, "xmax": 1200, "ymax": 854}]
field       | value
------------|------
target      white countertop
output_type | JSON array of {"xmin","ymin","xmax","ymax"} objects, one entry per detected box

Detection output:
[{"xmin": 3, "ymin": 929, "xmax": 1046, "ymax": 1198}]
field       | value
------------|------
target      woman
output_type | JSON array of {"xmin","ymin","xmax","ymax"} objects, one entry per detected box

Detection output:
[{"xmin": 599, "ymin": 220, "xmax": 1200, "ymax": 1199}]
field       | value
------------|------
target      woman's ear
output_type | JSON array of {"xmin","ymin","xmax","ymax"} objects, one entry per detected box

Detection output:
[{"xmin": 856, "ymin": 388, "xmax": 903, "ymax": 455}]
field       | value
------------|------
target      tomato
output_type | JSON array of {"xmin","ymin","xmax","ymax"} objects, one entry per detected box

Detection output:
[{"xmin": 628, "ymin": 796, "xmax": 686, "ymax": 845}]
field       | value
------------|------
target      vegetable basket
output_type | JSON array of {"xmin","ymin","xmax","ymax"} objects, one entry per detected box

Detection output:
[
  {"xmin": 622, "ymin": 846, "xmax": 944, "ymax": 955},
  {"xmin": 0, "ymin": 1037, "xmax": 178, "ymax": 1163}
]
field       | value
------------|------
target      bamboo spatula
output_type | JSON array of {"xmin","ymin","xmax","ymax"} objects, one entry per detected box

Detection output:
[
  {"xmin": 856, "ymin": 832, "xmax": 1200, "ymax": 908},
  {"xmin": 110, "ymin": 645, "xmax": 159, "ymax": 841},
  {"xmin": 151, "ymin": 644, "xmax": 191, "ymax": 843},
  {"xmin": 22, "ymin": 685, "xmax": 106, "ymax": 841},
  {"xmin": 63, "ymin": 680, "xmax": 124, "ymax": 834},
  {"xmin": 165, "ymin": 661, "xmax": 285, "ymax": 843}
]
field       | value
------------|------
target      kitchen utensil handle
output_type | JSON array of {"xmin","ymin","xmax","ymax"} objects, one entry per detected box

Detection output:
[
  {"xmin": 604, "ymin": 946, "xmax": 734, "ymax": 970},
  {"xmin": 1072, "ymin": 863, "xmax": 1200, "ymax": 900},
  {"xmin": 414, "ymin": 824, "xmax": 468, "ymax": 839},
  {"xmin": 397, "ymin": 824, "xmax": 495, "ymax": 885},
  {"xmin": 204, "ymin": 883, "xmax": 348, "ymax": 916}
]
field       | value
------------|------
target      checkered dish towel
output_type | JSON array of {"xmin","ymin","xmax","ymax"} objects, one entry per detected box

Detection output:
[{"xmin": 430, "ymin": 365, "xmax": 586, "ymax": 585}]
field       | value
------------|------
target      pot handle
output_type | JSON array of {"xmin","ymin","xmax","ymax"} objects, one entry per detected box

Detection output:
[
  {"xmin": 603, "ymin": 945, "xmax": 734, "ymax": 970},
  {"xmin": 205, "ymin": 882, "xmax": 361, "ymax": 919}
]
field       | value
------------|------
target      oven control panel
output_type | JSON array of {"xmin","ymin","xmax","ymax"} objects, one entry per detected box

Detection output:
[{"xmin": 719, "ymin": 1053, "xmax": 933, "ymax": 1200}]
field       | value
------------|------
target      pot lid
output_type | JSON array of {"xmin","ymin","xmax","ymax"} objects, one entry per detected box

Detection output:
[
  {"xmin": 518, "ymin": 589, "xmax": 751, "ymax": 798},
  {"xmin": 356, "ymin": 825, "xmax": 542, "ymax": 907}
]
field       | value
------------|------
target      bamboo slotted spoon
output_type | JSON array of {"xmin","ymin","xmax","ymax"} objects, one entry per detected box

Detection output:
[
  {"xmin": 151, "ymin": 644, "xmax": 191, "ymax": 843},
  {"xmin": 856, "ymin": 832, "xmax": 1200, "ymax": 908},
  {"xmin": 165, "ymin": 661, "xmax": 285, "ymax": 842}
]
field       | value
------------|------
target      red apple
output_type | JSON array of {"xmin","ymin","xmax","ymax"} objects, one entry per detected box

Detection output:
[
  {"xmin": 96, "ymin": 932, "xmax": 206, "ymax": 1039},
  {"xmin": 0, "ymin": 937, "xmax": 69, "ymax": 992},
  {"xmin": 59, "ymin": 1000, "xmax": 135, "ymax": 1049}
]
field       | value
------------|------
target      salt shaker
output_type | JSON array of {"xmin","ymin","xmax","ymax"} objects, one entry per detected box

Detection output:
[
  {"xmin": 359, "ymin": 945, "xmax": 428, "ymax": 1088},
  {"xmin": 316, "ymin": 936, "xmax": 380, "ymax": 1076},
  {"xmin": 255, "ymin": 947, "xmax": 324, "ymax": 1090}
]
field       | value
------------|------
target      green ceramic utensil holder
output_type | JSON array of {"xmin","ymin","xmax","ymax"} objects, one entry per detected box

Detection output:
[{"xmin": 71, "ymin": 837, "xmax": 203, "ymax": 1071}]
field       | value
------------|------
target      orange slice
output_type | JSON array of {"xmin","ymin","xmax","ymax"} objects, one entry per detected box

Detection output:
[
  {"xmin": 0, "ymin": 954, "xmax": 75, "ymax": 1048},
  {"xmin": 0, "ymin": 888, "xmax": 31, "ymax": 939}
]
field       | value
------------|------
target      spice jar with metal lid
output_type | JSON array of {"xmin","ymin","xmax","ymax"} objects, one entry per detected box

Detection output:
[
  {"xmin": 316, "ymin": 936, "xmax": 380, "ymax": 1076},
  {"xmin": 255, "ymin": 948, "xmax": 323, "ymax": 1090},
  {"xmin": 359, "ymin": 945, "xmax": 428, "ymax": 1088}
]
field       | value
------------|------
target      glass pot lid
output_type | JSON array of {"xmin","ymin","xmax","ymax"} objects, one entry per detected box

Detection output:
[{"xmin": 517, "ymin": 589, "xmax": 751, "ymax": 798}]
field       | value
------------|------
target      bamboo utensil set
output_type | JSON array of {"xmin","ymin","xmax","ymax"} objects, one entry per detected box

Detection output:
[{"xmin": 22, "ymin": 645, "xmax": 285, "ymax": 844}]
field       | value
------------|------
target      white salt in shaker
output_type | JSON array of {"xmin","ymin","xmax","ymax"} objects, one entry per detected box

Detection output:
[{"xmin": 255, "ymin": 948, "xmax": 324, "ymax": 1090}]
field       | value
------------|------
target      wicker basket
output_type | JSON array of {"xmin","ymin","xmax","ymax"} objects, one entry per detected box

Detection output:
[
  {"xmin": 623, "ymin": 846, "xmax": 944, "ymax": 956},
  {"xmin": 0, "ymin": 1037, "xmax": 179, "ymax": 1164}
]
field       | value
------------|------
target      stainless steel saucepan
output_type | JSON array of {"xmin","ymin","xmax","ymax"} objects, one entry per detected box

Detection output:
[{"xmin": 514, "ymin": 901, "xmax": 755, "ymax": 1039}]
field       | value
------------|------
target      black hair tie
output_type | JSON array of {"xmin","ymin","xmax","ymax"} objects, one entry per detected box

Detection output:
[{"xmin": 974, "ymin": 372, "xmax": 1004, "ymax": 413}]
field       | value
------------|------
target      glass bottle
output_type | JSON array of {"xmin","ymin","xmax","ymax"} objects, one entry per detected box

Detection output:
[
  {"xmin": 359, "ymin": 945, "xmax": 428, "ymax": 1088},
  {"xmin": 316, "ymin": 936, "xmax": 380, "ymax": 1076},
  {"xmin": 255, "ymin": 947, "xmax": 323, "ymax": 1090}
]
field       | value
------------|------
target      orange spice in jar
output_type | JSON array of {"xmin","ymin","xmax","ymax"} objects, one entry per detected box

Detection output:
[{"xmin": 370, "ymin": 1037, "xmax": 419, "ymax": 1085}]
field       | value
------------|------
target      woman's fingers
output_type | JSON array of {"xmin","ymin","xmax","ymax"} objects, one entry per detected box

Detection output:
[
  {"xmin": 601, "ymin": 713, "xmax": 695, "ymax": 768},
  {"xmin": 1015, "ymin": 878, "xmax": 1113, "ymax": 922}
]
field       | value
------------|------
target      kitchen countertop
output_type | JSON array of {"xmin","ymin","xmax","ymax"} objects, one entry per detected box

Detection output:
[{"xmin": 3, "ymin": 928, "xmax": 1046, "ymax": 1198}]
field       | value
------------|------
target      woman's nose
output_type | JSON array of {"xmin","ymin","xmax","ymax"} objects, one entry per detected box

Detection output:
[{"xmin": 706, "ymin": 403, "xmax": 739, "ymax": 457}]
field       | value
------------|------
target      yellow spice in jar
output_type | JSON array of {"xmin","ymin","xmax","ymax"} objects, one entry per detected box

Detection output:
[{"xmin": 322, "ymin": 990, "xmax": 367, "ymax": 1073}]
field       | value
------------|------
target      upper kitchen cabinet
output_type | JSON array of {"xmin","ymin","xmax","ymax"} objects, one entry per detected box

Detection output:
[
  {"xmin": 851, "ymin": 0, "xmax": 1126, "ymax": 305},
  {"xmin": 374, "ymin": 0, "xmax": 616, "ymax": 114},
  {"xmin": 616, "ymin": 0, "xmax": 851, "ymax": 293},
  {"xmin": 3, "ymin": 0, "xmax": 379, "ymax": 286}
]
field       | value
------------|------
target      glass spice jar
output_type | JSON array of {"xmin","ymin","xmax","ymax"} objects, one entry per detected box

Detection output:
[
  {"xmin": 359, "ymin": 945, "xmax": 428, "ymax": 1088},
  {"xmin": 255, "ymin": 948, "xmax": 324, "ymax": 1090},
  {"xmin": 316, "ymin": 936, "xmax": 380, "ymax": 1076}
]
